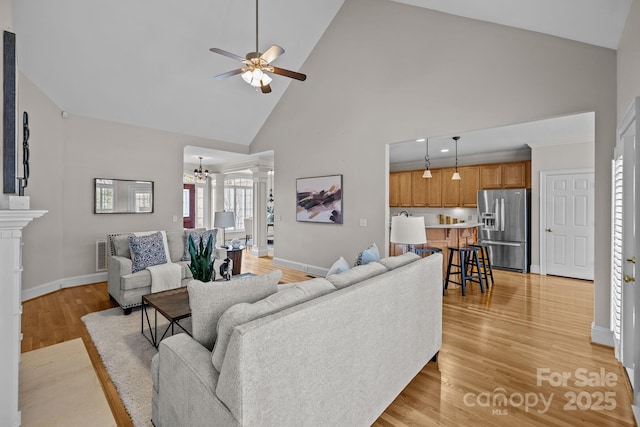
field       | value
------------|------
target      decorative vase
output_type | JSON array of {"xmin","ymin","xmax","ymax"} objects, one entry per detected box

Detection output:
[{"xmin": 231, "ymin": 238, "xmax": 241, "ymax": 249}]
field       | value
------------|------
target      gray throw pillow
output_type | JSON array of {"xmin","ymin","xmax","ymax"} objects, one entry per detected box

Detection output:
[
  {"xmin": 112, "ymin": 234, "xmax": 133, "ymax": 258},
  {"xmin": 212, "ymin": 278, "xmax": 336, "ymax": 371},
  {"xmin": 182, "ymin": 229, "xmax": 218, "ymax": 261},
  {"xmin": 187, "ymin": 269, "xmax": 282, "ymax": 350}
]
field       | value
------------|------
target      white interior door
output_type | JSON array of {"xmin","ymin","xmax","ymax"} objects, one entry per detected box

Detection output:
[
  {"xmin": 613, "ymin": 97, "xmax": 639, "ymax": 420},
  {"xmin": 543, "ymin": 171, "xmax": 595, "ymax": 280}
]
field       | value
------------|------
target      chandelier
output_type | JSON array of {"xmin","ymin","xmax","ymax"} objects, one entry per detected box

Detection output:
[{"xmin": 194, "ymin": 157, "xmax": 209, "ymax": 180}]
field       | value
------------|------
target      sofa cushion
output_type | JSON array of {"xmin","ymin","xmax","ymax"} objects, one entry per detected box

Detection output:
[
  {"xmin": 112, "ymin": 233, "xmax": 133, "ymax": 258},
  {"xmin": 326, "ymin": 262, "xmax": 388, "ymax": 289},
  {"xmin": 188, "ymin": 270, "xmax": 282, "ymax": 350},
  {"xmin": 326, "ymin": 256, "xmax": 350, "ymax": 277},
  {"xmin": 212, "ymin": 277, "xmax": 336, "ymax": 371},
  {"xmin": 354, "ymin": 243, "xmax": 380, "ymax": 266},
  {"xmin": 129, "ymin": 232, "xmax": 168, "ymax": 273},
  {"xmin": 182, "ymin": 229, "xmax": 218, "ymax": 262},
  {"xmin": 378, "ymin": 252, "xmax": 421, "ymax": 270},
  {"xmin": 165, "ymin": 229, "xmax": 187, "ymax": 263}
]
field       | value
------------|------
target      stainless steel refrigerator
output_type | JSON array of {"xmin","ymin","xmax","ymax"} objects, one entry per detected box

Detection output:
[{"xmin": 477, "ymin": 189, "xmax": 530, "ymax": 272}]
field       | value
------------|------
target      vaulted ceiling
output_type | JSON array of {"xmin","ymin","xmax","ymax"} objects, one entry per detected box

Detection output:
[{"xmin": 13, "ymin": 0, "xmax": 633, "ymax": 147}]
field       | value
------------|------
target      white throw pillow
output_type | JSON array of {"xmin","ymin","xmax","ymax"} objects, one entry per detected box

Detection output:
[{"xmin": 325, "ymin": 256, "xmax": 350, "ymax": 277}]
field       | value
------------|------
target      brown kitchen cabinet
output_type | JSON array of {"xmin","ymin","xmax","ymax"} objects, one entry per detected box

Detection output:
[
  {"xmin": 411, "ymin": 171, "xmax": 427, "ymax": 207},
  {"xmin": 480, "ymin": 164, "xmax": 502, "ymax": 189},
  {"xmin": 441, "ymin": 168, "xmax": 460, "ymax": 207},
  {"xmin": 426, "ymin": 169, "xmax": 442, "ymax": 207},
  {"xmin": 459, "ymin": 166, "xmax": 479, "ymax": 207},
  {"xmin": 390, "ymin": 160, "xmax": 530, "ymax": 208},
  {"xmin": 502, "ymin": 161, "xmax": 527, "ymax": 188},
  {"xmin": 389, "ymin": 171, "xmax": 412, "ymax": 207}
]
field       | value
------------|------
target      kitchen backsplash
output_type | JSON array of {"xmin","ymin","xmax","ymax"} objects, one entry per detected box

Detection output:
[{"xmin": 390, "ymin": 207, "xmax": 478, "ymax": 225}]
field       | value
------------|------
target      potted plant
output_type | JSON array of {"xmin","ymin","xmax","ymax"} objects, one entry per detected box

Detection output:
[{"xmin": 188, "ymin": 234, "xmax": 215, "ymax": 282}]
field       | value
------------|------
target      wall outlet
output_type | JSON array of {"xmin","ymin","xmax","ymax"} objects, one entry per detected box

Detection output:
[
  {"xmin": 172, "ymin": 215, "xmax": 178, "ymax": 222},
  {"xmin": 359, "ymin": 218, "xmax": 367, "ymax": 227}
]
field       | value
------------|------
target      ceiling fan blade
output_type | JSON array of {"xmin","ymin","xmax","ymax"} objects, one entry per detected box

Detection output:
[
  {"xmin": 271, "ymin": 67, "xmax": 307, "ymax": 81},
  {"xmin": 209, "ymin": 48, "xmax": 246, "ymax": 62},
  {"xmin": 260, "ymin": 83, "xmax": 272, "ymax": 94},
  {"xmin": 260, "ymin": 45, "xmax": 285, "ymax": 64},
  {"xmin": 214, "ymin": 69, "xmax": 245, "ymax": 80}
]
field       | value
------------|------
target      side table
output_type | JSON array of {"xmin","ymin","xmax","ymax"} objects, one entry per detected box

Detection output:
[{"xmin": 225, "ymin": 246, "xmax": 244, "ymax": 275}]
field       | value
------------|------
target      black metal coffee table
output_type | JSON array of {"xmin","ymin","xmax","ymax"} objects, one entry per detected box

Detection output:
[{"xmin": 141, "ymin": 287, "xmax": 191, "ymax": 348}]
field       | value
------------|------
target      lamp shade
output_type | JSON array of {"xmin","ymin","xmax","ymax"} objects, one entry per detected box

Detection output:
[
  {"xmin": 214, "ymin": 211, "xmax": 235, "ymax": 228},
  {"xmin": 390, "ymin": 216, "xmax": 427, "ymax": 245}
]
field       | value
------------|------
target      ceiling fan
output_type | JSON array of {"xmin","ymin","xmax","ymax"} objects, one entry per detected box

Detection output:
[{"xmin": 210, "ymin": 0, "xmax": 307, "ymax": 94}]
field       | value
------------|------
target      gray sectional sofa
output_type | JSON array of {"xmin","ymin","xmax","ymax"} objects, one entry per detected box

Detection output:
[
  {"xmin": 151, "ymin": 252, "xmax": 443, "ymax": 426},
  {"xmin": 107, "ymin": 230, "xmax": 226, "ymax": 314}
]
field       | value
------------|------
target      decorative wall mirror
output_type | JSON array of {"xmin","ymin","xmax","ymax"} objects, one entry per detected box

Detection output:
[{"xmin": 94, "ymin": 178, "xmax": 154, "ymax": 214}]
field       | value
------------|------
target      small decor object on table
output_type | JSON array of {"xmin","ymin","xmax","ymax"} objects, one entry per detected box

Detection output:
[
  {"xmin": 188, "ymin": 233, "xmax": 215, "ymax": 282},
  {"xmin": 219, "ymin": 258, "xmax": 233, "ymax": 280}
]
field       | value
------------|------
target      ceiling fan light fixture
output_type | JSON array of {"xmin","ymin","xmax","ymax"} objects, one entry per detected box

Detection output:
[{"xmin": 242, "ymin": 69, "xmax": 272, "ymax": 88}]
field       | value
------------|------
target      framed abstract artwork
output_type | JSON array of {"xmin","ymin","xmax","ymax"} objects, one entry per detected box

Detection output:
[{"xmin": 296, "ymin": 175, "xmax": 343, "ymax": 224}]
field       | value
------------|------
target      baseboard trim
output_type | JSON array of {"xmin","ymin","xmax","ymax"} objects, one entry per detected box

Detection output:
[
  {"xmin": 633, "ymin": 404, "xmax": 639, "ymax": 427},
  {"xmin": 272, "ymin": 257, "xmax": 327, "ymax": 277},
  {"xmin": 22, "ymin": 272, "xmax": 108, "ymax": 302},
  {"xmin": 591, "ymin": 322, "xmax": 614, "ymax": 347},
  {"xmin": 530, "ymin": 264, "xmax": 540, "ymax": 274}
]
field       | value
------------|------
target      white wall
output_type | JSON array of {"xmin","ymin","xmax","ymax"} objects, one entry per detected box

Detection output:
[
  {"xmin": 18, "ymin": 74, "xmax": 249, "ymax": 293},
  {"xmin": 250, "ymin": 0, "xmax": 616, "ymax": 331},
  {"xmin": 617, "ymin": 0, "xmax": 640, "ymax": 122},
  {"xmin": 529, "ymin": 140, "xmax": 595, "ymax": 270}
]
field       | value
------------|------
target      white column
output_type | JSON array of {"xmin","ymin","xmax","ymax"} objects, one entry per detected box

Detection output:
[
  {"xmin": 0, "ymin": 210, "xmax": 46, "ymax": 427},
  {"xmin": 251, "ymin": 167, "xmax": 269, "ymax": 257}
]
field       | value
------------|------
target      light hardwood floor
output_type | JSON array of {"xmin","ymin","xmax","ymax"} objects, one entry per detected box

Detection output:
[{"xmin": 22, "ymin": 254, "xmax": 636, "ymax": 426}]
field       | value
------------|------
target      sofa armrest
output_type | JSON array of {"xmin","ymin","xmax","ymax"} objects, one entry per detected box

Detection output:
[
  {"xmin": 215, "ymin": 247, "xmax": 227, "ymax": 260},
  {"xmin": 110, "ymin": 255, "xmax": 132, "ymax": 275},
  {"xmin": 107, "ymin": 255, "xmax": 133, "ymax": 304},
  {"xmin": 155, "ymin": 334, "xmax": 238, "ymax": 426}
]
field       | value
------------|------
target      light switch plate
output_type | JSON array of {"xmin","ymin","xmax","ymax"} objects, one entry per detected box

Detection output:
[{"xmin": 359, "ymin": 218, "xmax": 367, "ymax": 227}]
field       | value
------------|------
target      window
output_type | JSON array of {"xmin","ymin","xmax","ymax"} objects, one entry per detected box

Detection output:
[
  {"xmin": 95, "ymin": 179, "xmax": 115, "ymax": 212},
  {"xmin": 224, "ymin": 177, "xmax": 253, "ymax": 230}
]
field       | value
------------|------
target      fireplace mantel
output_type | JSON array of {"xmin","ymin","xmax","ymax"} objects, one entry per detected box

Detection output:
[{"xmin": 0, "ymin": 209, "xmax": 46, "ymax": 426}]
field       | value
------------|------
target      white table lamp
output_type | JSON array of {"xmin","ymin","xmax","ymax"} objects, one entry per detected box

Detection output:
[
  {"xmin": 214, "ymin": 211, "xmax": 235, "ymax": 248},
  {"xmin": 390, "ymin": 216, "xmax": 427, "ymax": 253}
]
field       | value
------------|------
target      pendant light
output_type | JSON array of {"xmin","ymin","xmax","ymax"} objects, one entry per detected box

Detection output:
[
  {"xmin": 194, "ymin": 156, "xmax": 209, "ymax": 180},
  {"xmin": 421, "ymin": 138, "xmax": 432, "ymax": 178},
  {"xmin": 451, "ymin": 136, "xmax": 461, "ymax": 180}
]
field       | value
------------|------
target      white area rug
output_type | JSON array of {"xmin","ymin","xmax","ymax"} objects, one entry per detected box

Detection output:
[
  {"xmin": 20, "ymin": 338, "xmax": 116, "ymax": 427},
  {"xmin": 82, "ymin": 307, "xmax": 191, "ymax": 427}
]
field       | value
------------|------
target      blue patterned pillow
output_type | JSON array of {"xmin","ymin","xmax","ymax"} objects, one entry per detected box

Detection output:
[
  {"xmin": 354, "ymin": 243, "xmax": 380, "ymax": 266},
  {"xmin": 129, "ymin": 232, "xmax": 168, "ymax": 273},
  {"xmin": 182, "ymin": 229, "xmax": 218, "ymax": 261}
]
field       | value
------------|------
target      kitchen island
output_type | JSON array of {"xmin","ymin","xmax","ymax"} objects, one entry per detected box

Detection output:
[{"xmin": 390, "ymin": 222, "xmax": 483, "ymax": 275}]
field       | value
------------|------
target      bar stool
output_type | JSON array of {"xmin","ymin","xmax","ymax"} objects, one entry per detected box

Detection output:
[
  {"xmin": 414, "ymin": 247, "xmax": 442, "ymax": 257},
  {"xmin": 468, "ymin": 243, "xmax": 494, "ymax": 288},
  {"xmin": 444, "ymin": 246, "xmax": 484, "ymax": 296}
]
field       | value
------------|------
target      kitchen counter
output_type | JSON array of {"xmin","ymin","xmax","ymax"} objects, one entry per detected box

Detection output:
[{"xmin": 425, "ymin": 222, "xmax": 482, "ymax": 229}]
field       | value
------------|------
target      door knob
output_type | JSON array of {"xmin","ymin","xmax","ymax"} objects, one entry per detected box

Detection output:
[
  {"xmin": 545, "ymin": 228, "xmax": 552, "ymax": 232},
  {"xmin": 627, "ymin": 256, "xmax": 636, "ymax": 264},
  {"xmin": 624, "ymin": 275, "xmax": 635, "ymax": 283}
]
